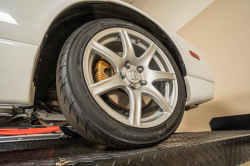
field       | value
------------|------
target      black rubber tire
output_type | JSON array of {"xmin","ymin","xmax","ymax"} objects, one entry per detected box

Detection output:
[
  {"xmin": 60, "ymin": 126, "xmax": 82, "ymax": 138},
  {"xmin": 56, "ymin": 19, "xmax": 186, "ymax": 149}
]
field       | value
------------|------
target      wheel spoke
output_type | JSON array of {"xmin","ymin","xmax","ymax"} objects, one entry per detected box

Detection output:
[
  {"xmin": 89, "ymin": 75, "xmax": 124, "ymax": 96},
  {"xmin": 89, "ymin": 40, "xmax": 123, "ymax": 72},
  {"xmin": 143, "ymin": 85, "xmax": 173, "ymax": 113},
  {"xmin": 165, "ymin": 82, "xmax": 170, "ymax": 101},
  {"xmin": 146, "ymin": 70, "xmax": 176, "ymax": 83},
  {"xmin": 119, "ymin": 29, "xmax": 136, "ymax": 61},
  {"xmin": 126, "ymin": 89, "xmax": 142, "ymax": 127},
  {"xmin": 138, "ymin": 42, "xmax": 158, "ymax": 66}
]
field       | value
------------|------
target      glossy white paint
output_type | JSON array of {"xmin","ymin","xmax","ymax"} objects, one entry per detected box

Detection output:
[
  {"xmin": 0, "ymin": 38, "xmax": 39, "ymax": 106},
  {"xmin": 172, "ymin": 34, "xmax": 214, "ymax": 83},
  {"xmin": 184, "ymin": 76, "xmax": 214, "ymax": 106},
  {"xmin": 0, "ymin": 0, "xmax": 214, "ymax": 106}
]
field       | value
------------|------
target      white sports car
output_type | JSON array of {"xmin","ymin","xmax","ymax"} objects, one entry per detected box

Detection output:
[{"xmin": 0, "ymin": 0, "xmax": 214, "ymax": 148}]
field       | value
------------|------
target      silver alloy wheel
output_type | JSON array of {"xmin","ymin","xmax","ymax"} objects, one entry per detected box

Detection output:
[{"xmin": 83, "ymin": 28, "xmax": 178, "ymax": 128}]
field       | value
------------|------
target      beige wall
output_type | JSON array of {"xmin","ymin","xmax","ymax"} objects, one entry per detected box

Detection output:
[
  {"xmin": 132, "ymin": 0, "xmax": 214, "ymax": 32},
  {"xmin": 176, "ymin": 0, "xmax": 250, "ymax": 133}
]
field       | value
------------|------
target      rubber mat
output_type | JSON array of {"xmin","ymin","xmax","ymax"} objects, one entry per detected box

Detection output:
[{"xmin": 1, "ymin": 131, "xmax": 250, "ymax": 166}]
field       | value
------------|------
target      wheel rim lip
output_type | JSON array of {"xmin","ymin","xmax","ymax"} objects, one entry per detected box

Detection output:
[{"xmin": 83, "ymin": 27, "xmax": 178, "ymax": 128}]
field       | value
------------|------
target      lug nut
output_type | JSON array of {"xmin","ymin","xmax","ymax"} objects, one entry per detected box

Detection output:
[
  {"xmin": 137, "ymin": 66, "xmax": 144, "ymax": 73},
  {"xmin": 125, "ymin": 61, "xmax": 130, "ymax": 69},
  {"xmin": 129, "ymin": 83, "xmax": 136, "ymax": 89},
  {"xmin": 120, "ymin": 72, "xmax": 125, "ymax": 79},
  {"xmin": 140, "ymin": 80, "xmax": 147, "ymax": 86}
]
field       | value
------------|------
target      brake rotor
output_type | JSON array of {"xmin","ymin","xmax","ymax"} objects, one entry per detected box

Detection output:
[{"xmin": 94, "ymin": 57, "xmax": 151, "ymax": 110}]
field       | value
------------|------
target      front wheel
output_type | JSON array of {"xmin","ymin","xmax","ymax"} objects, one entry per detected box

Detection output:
[{"xmin": 56, "ymin": 19, "xmax": 186, "ymax": 149}]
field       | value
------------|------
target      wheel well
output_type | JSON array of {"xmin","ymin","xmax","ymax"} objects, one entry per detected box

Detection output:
[{"xmin": 33, "ymin": 2, "xmax": 187, "ymax": 100}]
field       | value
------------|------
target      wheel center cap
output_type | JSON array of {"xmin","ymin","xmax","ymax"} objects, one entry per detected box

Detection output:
[
  {"xmin": 126, "ymin": 68, "xmax": 142, "ymax": 84},
  {"xmin": 128, "ymin": 69, "xmax": 139, "ymax": 81},
  {"xmin": 121, "ymin": 65, "xmax": 144, "ymax": 88}
]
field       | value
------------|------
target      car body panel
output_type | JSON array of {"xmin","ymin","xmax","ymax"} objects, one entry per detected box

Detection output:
[
  {"xmin": 0, "ymin": 38, "xmax": 38, "ymax": 106},
  {"xmin": 0, "ymin": 0, "xmax": 214, "ymax": 106},
  {"xmin": 172, "ymin": 34, "xmax": 214, "ymax": 83},
  {"xmin": 184, "ymin": 76, "xmax": 214, "ymax": 105}
]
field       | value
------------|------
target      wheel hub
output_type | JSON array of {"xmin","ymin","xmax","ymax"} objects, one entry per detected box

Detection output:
[
  {"xmin": 94, "ymin": 58, "xmax": 151, "ymax": 110},
  {"xmin": 121, "ymin": 65, "xmax": 144, "ymax": 89},
  {"xmin": 127, "ymin": 69, "xmax": 140, "ymax": 82}
]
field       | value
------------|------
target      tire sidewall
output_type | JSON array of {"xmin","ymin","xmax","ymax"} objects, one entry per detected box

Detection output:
[{"xmin": 66, "ymin": 19, "xmax": 185, "ymax": 144}]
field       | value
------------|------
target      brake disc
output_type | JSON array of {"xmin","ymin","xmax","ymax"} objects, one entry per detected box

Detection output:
[{"xmin": 94, "ymin": 57, "xmax": 151, "ymax": 110}]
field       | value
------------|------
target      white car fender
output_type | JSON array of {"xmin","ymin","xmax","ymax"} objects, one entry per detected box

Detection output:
[{"xmin": 0, "ymin": 0, "xmax": 214, "ymax": 106}]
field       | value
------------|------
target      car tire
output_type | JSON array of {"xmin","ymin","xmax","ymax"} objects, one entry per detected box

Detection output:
[{"xmin": 56, "ymin": 19, "xmax": 186, "ymax": 149}]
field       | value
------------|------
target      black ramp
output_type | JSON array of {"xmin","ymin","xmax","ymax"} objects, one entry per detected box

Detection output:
[
  {"xmin": 1, "ymin": 131, "xmax": 250, "ymax": 166},
  {"xmin": 210, "ymin": 114, "xmax": 250, "ymax": 131}
]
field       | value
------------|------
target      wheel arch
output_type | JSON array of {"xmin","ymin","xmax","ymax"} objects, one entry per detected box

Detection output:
[{"xmin": 33, "ymin": 2, "xmax": 187, "ymax": 99}]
